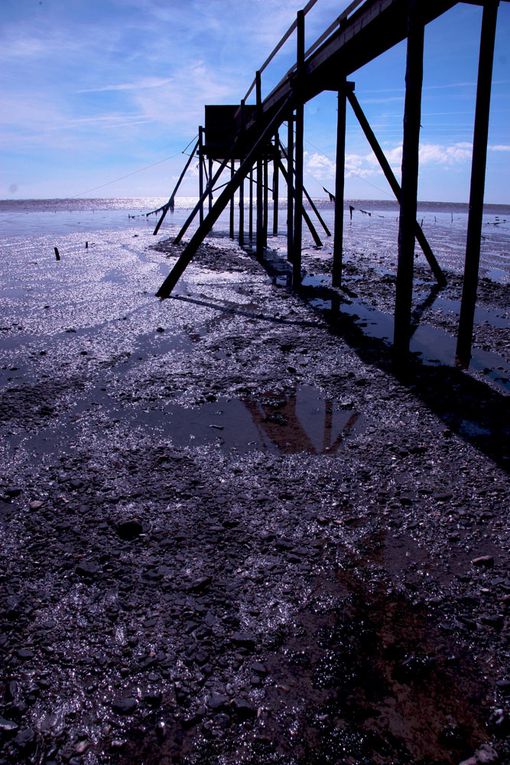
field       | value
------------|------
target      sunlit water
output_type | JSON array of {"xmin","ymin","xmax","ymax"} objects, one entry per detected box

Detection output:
[{"xmin": 1, "ymin": 197, "xmax": 508, "ymax": 283}]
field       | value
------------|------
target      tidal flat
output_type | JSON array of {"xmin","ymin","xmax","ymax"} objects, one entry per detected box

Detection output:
[{"xmin": 1, "ymin": 208, "xmax": 509, "ymax": 764}]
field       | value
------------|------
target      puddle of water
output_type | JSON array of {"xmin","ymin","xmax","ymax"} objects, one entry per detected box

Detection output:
[
  {"xmin": 12, "ymin": 384, "xmax": 363, "ymax": 458},
  {"xmin": 432, "ymin": 296, "xmax": 510, "ymax": 330},
  {"xmin": 267, "ymin": 258, "xmax": 510, "ymax": 393},
  {"xmin": 143, "ymin": 384, "xmax": 363, "ymax": 454}
]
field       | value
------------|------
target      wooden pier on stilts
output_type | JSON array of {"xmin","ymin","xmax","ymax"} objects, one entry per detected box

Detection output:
[{"xmin": 154, "ymin": 0, "xmax": 505, "ymax": 368}]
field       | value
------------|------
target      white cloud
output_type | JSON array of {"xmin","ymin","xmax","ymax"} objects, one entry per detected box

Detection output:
[
  {"xmin": 419, "ymin": 142, "xmax": 472, "ymax": 164},
  {"xmin": 305, "ymin": 150, "xmax": 381, "ymax": 181},
  {"xmin": 77, "ymin": 78, "xmax": 174, "ymax": 94},
  {"xmin": 305, "ymin": 151, "xmax": 335, "ymax": 180},
  {"xmin": 305, "ymin": 139, "xmax": 476, "ymax": 186},
  {"xmin": 489, "ymin": 144, "xmax": 510, "ymax": 152},
  {"xmin": 132, "ymin": 62, "xmax": 235, "ymax": 130}
]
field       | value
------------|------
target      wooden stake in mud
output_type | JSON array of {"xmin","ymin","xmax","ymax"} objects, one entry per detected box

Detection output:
[
  {"xmin": 54, "ymin": 247, "xmax": 60, "ymax": 261},
  {"xmin": 394, "ymin": 0, "xmax": 424, "ymax": 357},
  {"xmin": 456, "ymin": 0, "xmax": 499, "ymax": 367},
  {"xmin": 333, "ymin": 81, "xmax": 348, "ymax": 288},
  {"xmin": 292, "ymin": 9, "xmax": 305, "ymax": 285}
]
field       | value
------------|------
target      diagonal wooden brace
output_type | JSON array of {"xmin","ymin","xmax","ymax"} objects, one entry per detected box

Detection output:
[{"xmin": 346, "ymin": 88, "xmax": 446, "ymax": 287}]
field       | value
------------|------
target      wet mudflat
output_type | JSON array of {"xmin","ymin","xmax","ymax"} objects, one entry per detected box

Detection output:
[{"xmin": 1, "ymin": 227, "xmax": 509, "ymax": 765}]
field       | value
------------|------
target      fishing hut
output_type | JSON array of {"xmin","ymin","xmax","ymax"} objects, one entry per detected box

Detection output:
[{"xmin": 154, "ymin": 0, "xmax": 506, "ymax": 368}]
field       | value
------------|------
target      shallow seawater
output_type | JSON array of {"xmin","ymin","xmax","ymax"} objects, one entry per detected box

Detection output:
[
  {"xmin": 268, "ymin": 267, "xmax": 510, "ymax": 393},
  {"xmin": 2, "ymin": 197, "xmax": 508, "ymax": 398},
  {"xmin": 2, "ymin": 198, "xmax": 509, "ymax": 282}
]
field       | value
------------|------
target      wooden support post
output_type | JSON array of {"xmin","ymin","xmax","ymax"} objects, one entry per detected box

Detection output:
[
  {"xmin": 303, "ymin": 188, "xmax": 330, "ymax": 237},
  {"xmin": 249, "ymin": 167, "xmax": 254, "ymax": 241},
  {"xmin": 333, "ymin": 81, "xmax": 348, "ymax": 287},
  {"xmin": 230, "ymin": 160, "xmax": 235, "ymax": 239},
  {"xmin": 256, "ymin": 70, "xmax": 264, "ymax": 258},
  {"xmin": 456, "ymin": 0, "xmax": 499, "ymax": 367},
  {"xmin": 256, "ymin": 159, "xmax": 264, "ymax": 257},
  {"xmin": 208, "ymin": 158, "xmax": 213, "ymax": 212},
  {"xmin": 293, "ymin": 9, "xmax": 305, "ymax": 285},
  {"xmin": 239, "ymin": 100, "xmax": 246, "ymax": 247},
  {"xmin": 239, "ymin": 169, "xmax": 245, "ymax": 247},
  {"xmin": 347, "ymin": 88, "xmax": 445, "ymax": 286},
  {"xmin": 263, "ymin": 157, "xmax": 269, "ymax": 247},
  {"xmin": 198, "ymin": 126, "xmax": 205, "ymax": 226},
  {"xmin": 153, "ymin": 138, "xmax": 199, "ymax": 235},
  {"xmin": 273, "ymin": 136, "xmax": 279, "ymax": 237},
  {"xmin": 287, "ymin": 115, "xmax": 294, "ymax": 262},
  {"xmin": 394, "ymin": 1, "xmax": 424, "ymax": 357}
]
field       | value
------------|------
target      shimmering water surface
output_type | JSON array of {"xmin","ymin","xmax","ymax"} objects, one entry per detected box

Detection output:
[
  {"xmin": 1, "ymin": 197, "xmax": 508, "ymax": 396},
  {"xmin": 1, "ymin": 197, "xmax": 509, "ymax": 283}
]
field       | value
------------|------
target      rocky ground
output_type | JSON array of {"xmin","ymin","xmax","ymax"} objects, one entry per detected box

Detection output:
[{"xmin": 1, "ymin": 231, "xmax": 509, "ymax": 764}]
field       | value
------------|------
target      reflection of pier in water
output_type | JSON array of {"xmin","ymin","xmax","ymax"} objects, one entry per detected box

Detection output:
[
  {"xmin": 144, "ymin": 385, "xmax": 364, "ymax": 454},
  {"xmin": 243, "ymin": 387, "xmax": 362, "ymax": 455}
]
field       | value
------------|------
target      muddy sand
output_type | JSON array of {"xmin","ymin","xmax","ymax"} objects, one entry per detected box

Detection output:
[{"xmin": 1, "ymin": 229, "xmax": 509, "ymax": 765}]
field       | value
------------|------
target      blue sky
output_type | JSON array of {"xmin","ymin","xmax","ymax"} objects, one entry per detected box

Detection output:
[{"xmin": 1, "ymin": 0, "xmax": 509, "ymax": 202}]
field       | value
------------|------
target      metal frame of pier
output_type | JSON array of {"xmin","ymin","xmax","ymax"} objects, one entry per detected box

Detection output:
[{"xmin": 155, "ymin": 0, "xmax": 504, "ymax": 368}]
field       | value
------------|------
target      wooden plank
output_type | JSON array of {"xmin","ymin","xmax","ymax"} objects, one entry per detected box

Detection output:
[
  {"xmin": 243, "ymin": 0, "xmax": 320, "ymax": 101},
  {"xmin": 261, "ymin": 0, "xmax": 458, "ymax": 115}
]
